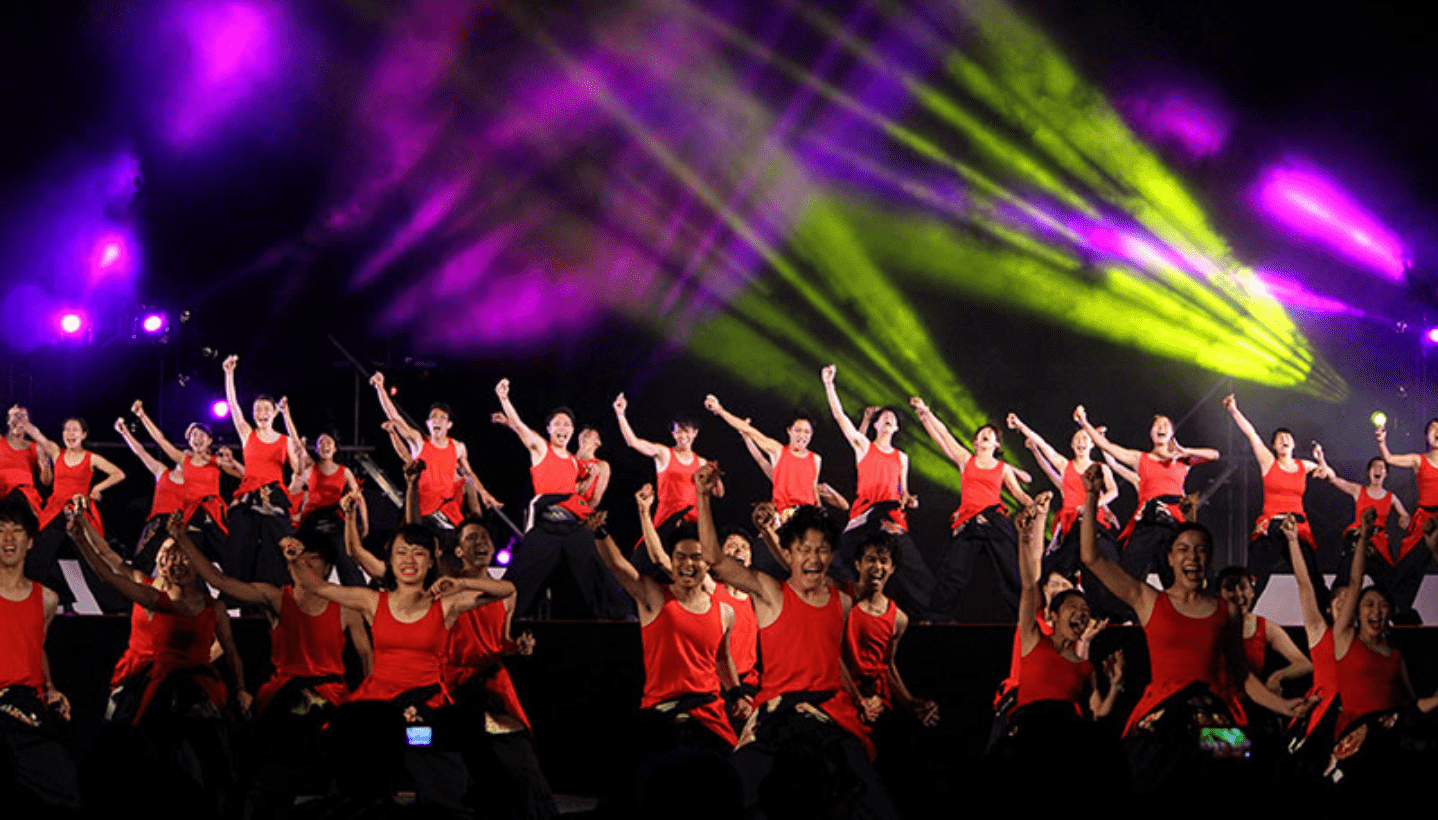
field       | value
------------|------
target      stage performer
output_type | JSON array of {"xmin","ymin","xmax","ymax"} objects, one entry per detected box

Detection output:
[
  {"xmin": 911, "ymin": 397, "xmax": 1031, "ymax": 622},
  {"xmin": 1074, "ymin": 405, "xmax": 1219, "ymax": 587},
  {"xmin": 698, "ymin": 464, "xmax": 900, "ymax": 820},
  {"xmin": 1375, "ymin": 419, "xmax": 1438, "ymax": 621},
  {"xmin": 1076, "ymin": 464, "xmax": 1301, "ymax": 792},
  {"xmin": 495, "ymin": 378, "xmax": 630, "ymax": 620},
  {"xmin": 372, "ymin": 371, "xmax": 500, "ymax": 530},
  {"xmin": 614, "ymin": 392, "xmax": 723, "ymax": 528},
  {"xmin": 131, "ymin": 400, "xmax": 234, "ymax": 566},
  {"xmin": 28, "ymin": 417, "xmax": 125, "ymax": 608},
  {"xmin": 68, "ymin": 497, "xmax": 247, "ymax": 815},
  {"xmin": 1324, "ymin": 508, "xmax": 1438, "ymax": 785},
  {"xmin": 574, "ymin": 425, "xmax": 610, "ymax": 509},
  {"xmin": 705, "ymin": 394, "xmax": 821, "ymax": 518},
  {"xmin": 293, "ymin": 432, "xmax": 370, "ymax": 586},
  {"xmin": 0, "ymin": 406, "xmax": 52, "ymax": 515},
  {"xmin": 1223, "ymin": 394, "xmax": 1328, "ymax": 605},
  {"xmin": 1008, "ymin": 412, "xmax": 1129, "ymax": 621},
  {"xmin": 221, "ymin": 355, "xmax": 303, "ymax": 585},
  {"xmin": 0, "ymin": 498, "xmax": 81, "ymax": 812},
  {"xmin": 1315, "ymin": 446, "xmax": 1408, "ymax": 594},
  {"xmin": 114, "ymin": 417, "xmax": 187, "ymax": 573},
  {"xmin": 1277, "ymin": 516, "xmax": 1345, "ymax": 780}
]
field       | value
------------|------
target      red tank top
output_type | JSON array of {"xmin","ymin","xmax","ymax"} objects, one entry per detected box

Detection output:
[
  {"xmin": 999, "ymin": 615, "xmax": 1053, "ymax": 703},
  {"xmin": 352, "ymin": 592, "xmax": 448, "ymax": 703},
  {"xmin": 851, "ymin": 446, "xmax": 906, "ymax": 529},
  {"xmin": 1351, "ymin": 487, "xmax": 1394, "ymax": 557},
  {"xmin": 713, "ymin": 585, "xmax": 758, "ymax": 688},
  {"xmin": 640, "ymin": 588, "xmax": 737, "ymax": 745},
  {"xmin": 772, "ymin": 448, "xmax": 818, "ymax": 513},
  {"xmin": 0, "ymin": 441, "xmax": 42, "ymax": 514},
  {"xmin": 758, "ymin": 584, "xmax": 874, "ymax": 757},
  {"xmin": 148, "ymin": 469, "xmax": 186, "ymax": 520},
  {"xmin": 300, "ymin": 464, "xmax": 349, "ymax": 522},
  {"xmin": 952, "ymin": 459, "xmax": 1005, "ymax": 529},
  {"xmin": 1259, "ymin": 462, "xmax": 1306, "ymax": 521},
  {"xmin": 1055, "ymin": 461, "xmax": 1118, "ymax": 533},
  {"xmin": 577, "ymin": 458, "xmax": 601, "ymax": 505},
  {"xmin": 1137, "ymin": 454, "xmax": 1188, "ymax": 504},
  {"xmin": 530, "ymin": 446, "xmax": 591, "ymax": 517},
  {"xmin": 654, "ymin": 448, "xmax": 701, "ymax": 524},
  {"xmin": 182, "ymin": 454, "xmax": 228, "ymax": 533},
  {"xmin": 1242, "ymin": 616, "xmax": 1267, "ymax": 674},
  {"xmin": 110, "ymin": 584, "xmax": 226, "ymax": 722},
  {"xmin": 0, "ymin": 581, "xmax": 46, "ymax": 690},
  {"xmin": 844, "ymin": 599, "xmax": 897, "ymax": 708},
  {"xmin": 38, "ymin": 450, "xmax": 103, "ymax": 533},
  {"xmin": 1017, "ymin": 634, "xmax": 1092, "ymax": 709},
  {"xmin": 1305, "ymin": 628, "xmax": 1340, "ymax": 737},
  {"xmin": 1125, "ymin": 595, "xmax": 1233, "ymax": 735},
  {"xmin": 1336, "ymin": 637, "xmax": 1406, "ymax": 733},
  {"xmin": 444, "ymin": 599, "xmax": 530, "ymax": 729},
  {"xmin": 256, "ymin": 586, "xmax": 348, "ymax": 713},
  {"xmin": 418, "ymin": 439, "xmax": 459, "ymax": 517},
  {"xmin": 234, "ymin": 433, "xmax": 288, "ymax": 497},
  {"xmin": 1418, "ymin": 455, "xmax": 1438, "ymax": 508}
]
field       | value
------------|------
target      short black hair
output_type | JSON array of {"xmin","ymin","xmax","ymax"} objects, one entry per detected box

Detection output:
[
  {"xmin": 718, "ymin": 526, "xmax": 754, "ymax": 549},
  {"xmin": 1215, "ymin": 565, "xmax": 1250, "ymax": 593},
  {"xmin": 1270, "ymin": 427, "xmax": 1294, "ymax": 447},
  {"xmin": 672, "ymin": 413, "xmax": 701, "ymax": 433},
  {"xmin": 663, "ymin": 522, "xmax": 702, "ymax": 556},
  {"xmin": 1047, "ymin": 588, "xmax": 1087, "ymax": 617},
  {"xmin": 1367, "ymin": 456, "xmax": 1385, "ymax": 472},
  {"xmin": 873, "ymin": 406, "xmax": 902, "ymax": 432},
  {"xmin": 1359, "ymin": 584, "xmax": 1395, "ymax": 611},
  {"xmin": 789, "ymin": 409, "xmax": 815, "ymax": 428},
  {"xmin": 429, "ymin": 403, "xmax": 453, "ymax": 420},
  {"xmin": 854, "ymin": 531, "xmax": 899, "ymax": 568},
  {"xmin": 381, "ymin": 524, "xmax": 440, "ymax": 590},
  {"xmin": 186, "ymin": 422, "xmax": 213, "ymax": 440},
  {"xmin": 1157, "ymin": 522, "xmax": 1214, "ymax": 588},
  {"xmin": 0, "ymin": 496, "xmax": 38, "ymax": 539},
  {"xmin": 64, "ymin": 417, "xmax": 89, "ymax": 435},
  {"xmin": 254, "ymin": 394, "xmax": 277, "ymax": 406},
  {"xmin": 293, "ymin": 524, "xmax": 339, "ymax": 567},
  {"xmin": 776, "ymin": 505, "xmax": 838, "ymax": 553},
  {"xmin": 545, "ymin": 407, "xmax": 575, "ymax": 427}
]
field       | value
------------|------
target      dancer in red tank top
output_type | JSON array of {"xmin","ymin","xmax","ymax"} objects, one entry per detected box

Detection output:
[
  {"xmin": 697, "ymin": 464, "xmax": 901, "ymax": 819},
  {"xmin": 1316, "ymin": 449, "xmax": 1409, "ymax": 588},
  {"xmin": 706, "ymin": 394, "xmax": 823, "ymax": 517},
  {"xmin": 820, "ymin": 366, "xmax": 935, "ymax": 619},
  {"xmin": 912, "ymin": 396, "xmax": 1032, "ymax": 621},
  {"xmin": 1075, "ymin": 405, "xmax": 1219, "ymax": 592},
  {"xmin": 573, "ymin": 425, "xmax": 610, "ymax": 508},
  {"xmin": 130, "ymin": 400, "xmax": 235, "ymax": 570},
  {"xmin": 615, "ymin": 393, "xmax": 723, "ymax": 527},
  {"xmin": 1076, "ymin": 464, "xmax": 1302, "ymax": 790},
  {"xmin": 115, "ymin": 417, "xmax": 190, "ymax": 571},
  {"xmin": 1223, "ymin": 394, "xmax": 1329, "ymax": 605},
  {"xmin": 844, "ymin": 532, "xmax": 939, "ymax": 726},
  {"xmin": 0, "ymin": 406, "xmax": 53, "ymax": 515},
  {"xmin": 1376, "ymin": 419, "xmax": 1438, "ymax": 620},
  {"xmin": 291, "ymin": 432, "xmax": 371, "ymax": 587},
  {"xmin": 0, "ymin": 499, "xmax": 81, "ymax": 810},
  {"xmin": 27, "ymin": 417, "xmax": 126, "ymax": 608},
  {"xmin": 1273, "ymin": 516, "xmax": 1345, "ymax": 775},
  {"xmin": 496, "ymin": 378, "xmax": 630, "ymax": 620},
  {"xmin": 1213, "ymin": 565, "xmax": 1312, "ymax": 717}
]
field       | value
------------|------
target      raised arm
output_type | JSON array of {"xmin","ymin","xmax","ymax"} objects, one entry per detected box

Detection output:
[
  {"xmin": 285, "ymin": 539, "xmax": 379, "ymax": 619},
  {"xmin": 1281, "ymin": 516, "xmax": 1327, "ymax": 648},
  {"xmin": 369, "ymin": 372, "xmax": 423, "ymax": 454},
  {"xmin": 1002, "ymin": 464, "xmax": 1033, "ymax": 508},
  {"xmin": 886, "ymin": 609, "xmax": 939, "ymax": 726},
  {"xmin": 131, "ymin": 400, "xmax": 186, "ymax": 465},
  {"xmin": 703, "ymin": 395, "xmax": 784, "ymax": 461},
  {"xmin": 383, "ymin": 420, "xmax": 416, "ymax": 467},
  {"xmin": 821, "ymin": 365, "xmax": 869, "ymax": 458},
  {"xmin": 589, "ymin": 512, "xmax": 662, "ymax": 612},
  {"xmin": 494, "ymin": 379, "xmax": 547, "ymax": 458},
  {"xmin": 1090, "ymin": 651, "xmax": 1125, "ymax": 719},
  {"xmin": 1376, "ymin": 425, "xmax": 1421, "ymax": 470},
  {"xmin": 342, "ymin": 492, "xmax": 386, "ymax": 578},
  {"xmin": 742, "ymin": 435, "xmax": 776, "ymax": 480},
  {"xmin": 454, "ymin": 442, "xmax": 502, "ymax": 511},
  {"xmin": 1222, "ymin": 395, "xmax": 1273, "ymax": 472},
  {"xmin": 909, "ymin": 397, "xmax": 971, "ymax": 470},
  {"xmin": 1008, "ymin": 414, "xmax": 1069, "ymax": 474},
  {"xmin": 1333, "ymin": 508, "xmax": 1375, "ymax": 652},
  {"xmin": 635, "ymin": 484, "xmax": 674, "ymax": 578},
  {"xmin": 1102, "ymin": 449, "xmax": 1140, "ymax": 490},
  {"xmin": 1170, "ymin": 437, "xmax": 1220, "ymax": 465},
  {"xmin": 221, "ymin": 355, "xmax": 254, "ymax": 445},
  {"xmin": 276, "ymin": 396, "xmax": 306, "ymax": 473},
  {"xmin": 696, "ymin": 464, "xmax": 778, "ymax": 604},
  {"xmin": 1312, "ymin": 442, "xmax": 1360, "ymax": 498},
  {"xmin": 1079, "ymin": 464, "xmax": 1156, "ymax": 621},
  {"xmin": 1025, "ymin": 439, "xmax": 1064, "ymax": 488},
  {"xmin": 1073, "ymin": 406, "xmax": 1141, "ymax": 469},
  {"xmin": 169, "ymin": 513, "xmax": 281, "ymax": 611},
  {"xmin": 1016, "ymin": 492, "xmax": 1052, "ymax": 654},
  {"xmin": 66, "ymin": 502, "xmax": 158, "ymax": 608},
  {"xmin": 115, "ymin": 419, "xmax": 168, "ymax": 478},
  {"xmin": 612, "ymin": 394, "xmax": 665, "ymax": 460},
  {"xmin": 215, "ymin": 447, "xmax": 245, "ymax": 480}
]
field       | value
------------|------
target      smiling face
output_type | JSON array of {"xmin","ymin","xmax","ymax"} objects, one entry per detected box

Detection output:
[
  {"xmin": 577, "ymin": 428, "xmax": 601, "ymax": 454},
  {"xmin": 1271, "ymin": 430, "xmax": 1295, "ymax": 458},
  {"xmin": 62, "ymin": 419, "xmax": 87, "ymax": 450},
  {"xmin": 854, "ymin": 545, "xmax": 893, "ymax": 594},
  {"xmin": 1368, "ymin": 458, "xmax": 1387, "ymax": 486},
  {"xmin": 1070, "ymin": 429, "xmax": 1092, "ymax": 458},
  {"xmin": 547, "ymin": 413, "xmax": 574, "ymax": 449},
  {"xmin": 1427, "ymin": 420, "xmax": 1438, "ymax": 451},
  {"xmin": 722, "ymin": 533, "xmax": 752, "ymax": 567},
  {"xmin": 1167, "ymin": 528, "xmax": 1211, "ymax": 591},
  {"xmin": 1150, "ymin": 415, "xmax": 1174, "ymax": 446},
  {"xmin": 973, "ymin": 425, "xmax": 998, "ymax": 455},
  {"xmin": 389, "ymin": 535, "xmax": 434, "ymax": 587},
  {"xmin": 786, "ymin": 528, "xmax": 833, "ymax": 592},
  {"xmin": 316, "ymin": 434, "xmax": 337, "ymax": 461},
  {"xmin": 252, "ymin": 398, "xmax": 276, "ymax": 428},
  {"xmin": 1041, "ymin": 571, "xmax": 1074, "ymax": 613},
  {"xmin": 0, "ymin": 519, "xmax": 31, "ymax": 569},
  {"xmin": 1358, "ymin": 589, "xmax": 1392, "ymax": 640},
  {"xmin": 455, "ymin": 523, "xmax": 494, "ymax": 571},
  {"xmin": 670, "ymin": 539, "xmax": 709, "ymax": 591},
  {"xmin": 874, "ymin": 410, "xmax": 899, "ymax": 438},
  {"xmin": 671, "ymin": 423, "xmax": 698, "ymax": 452},
  {"xmin": 186, "ymin": 424, "xmax": 212, "ymax": 453},
  {"xmin": 1051, "ymin": 593, "xmax": 1092, "ymax": 643},
  {"xmin": 427, "ymin": 408, "xmax": 452, "ymax": 440},
  {"xmin": 787, "ymin": 419, "xmax": 813, "ymax": 451},
  {"xmin": 1218, "ymin": 574, "xmax": 1255, "ymax": 614}
]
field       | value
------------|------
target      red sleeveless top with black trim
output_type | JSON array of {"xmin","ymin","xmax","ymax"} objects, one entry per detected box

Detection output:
[
  {"xmin": 1335, "ymin": 637, "xmax": 1406, "ymax": 733},
  {"xmin": 0, "ymin": 581, "xmax": 46, "ymax": 690},
  {"xmin": 844, "ymin": 599, "xmax": 897, "ymax": 708},
  {"xmin": 234, "ymin": 433, "xmax": 288, "ymax": 497},
  {"xmin": 641, "ymin": 588, "xmax": 736, "ymax": 745},
  {"xmin": 444, "ymin": 598, "xmax": 531, "ymax": 729},
  {"xmin": 851, "ymin": 446, "xmax": 906, "ymax": 530},
  {"xmin": 952, "ymin": 460, "xmax": 1004, "ymax": 529},
  {"xmin": 772, "ymin": 448, "xmax": 818, "ymax": 513},
  {"xmin": 0, "ymin": 440, "xmax": 41, "ymax": 514},
  {"xmin": 713, "ymin": 585, "xmax": 758, "ymax": 688},
  {"xmin": 1017, "ymin": 634, "xmax": 1092, "ymax": 710},
  {"xmin": 352, "ymin": 593, "xmax": 448, "ymax": 704},
  {"xmin": 530, "ymin": 446, "xmax": 591, "ymax": 517},
  {"xmin": 39, "ymin": 450, "xmax": 103, "ymax": 533},
  {"xmin": 654, "ymin": 448, "xmax": 701, "ymax": 525}
]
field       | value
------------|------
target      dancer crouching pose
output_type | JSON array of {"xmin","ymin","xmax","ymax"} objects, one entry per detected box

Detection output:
[
  {"xmin": 1077, "ymin": 465, "xmax": 1303, "ymax": 791},
  {"xmin": 698, "ymin": 464, "xmax": 900, "ymax": 820}
]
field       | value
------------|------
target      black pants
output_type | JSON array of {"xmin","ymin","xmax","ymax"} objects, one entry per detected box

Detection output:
[
  {"xmin": 26, "ymin": 518, "xmax": 129, "ymax": 612},
  {"xmin": 225, "ymin": 486, "xmax": 293, "ymax": 586},
  {"xmin": 0, "ymin": 697, "xmax": 82, "ymax": 814},
  {"xmin": 924, "ymin": 512, "xmax": 1020, "ymax": 622},
  {"xmin": 509, "ymin": 519, "xmax": 632, "ymax": 620},
  {"xmin": 1121, "ymin": 519, "xmax": 1178, "ymax": 587},
  {"xmin": 1344, "ymin": 537, "xmax": 1434, "ymax": 623},
  {"xmin": 1248, "ymin": 518, "xmax": 1329, "ymax": 613},
  {"xmin": 834, "ymin": 526, "xmax": 934, "ymax": 618},
  {"xmin": 1043, "ymin": 519, "xmax": 1134, "ymax": 623},
  {"xmin": 732, "ymin": 712, "xmax": 898, "ymax": 820}
]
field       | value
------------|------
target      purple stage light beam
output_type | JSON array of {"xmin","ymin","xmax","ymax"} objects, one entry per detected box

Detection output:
[
  {"xmin": 59, "ymin": 312, "xmax": 83, "ymax": 334},
  {"xmin": 1254, "ymin": 160, "xmax": 1408, "ymax": 282},
  {"xmin": 210, "ymin": 400, "xmax": 230, "ymax": 419},
  {"xmin": 1251, "ymin": 269, "xmax": 1364, "ymax": 317},
  {"xmin": 1123, "ymin": 89, "xmax": 1231, "ymax": 159},
  {"xmin": 141, "ymin": 313, "xmax": 166, "ymax": 333}
]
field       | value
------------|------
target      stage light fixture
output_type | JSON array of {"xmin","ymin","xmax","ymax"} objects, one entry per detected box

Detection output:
[
  {"xmin": 1371, "ymin": 411, "xmax": 1388, "ymax": 428},
  {"xmin": 141, "ymin": 313, "xmax": 166, "ymax": 334},
  {"xmin": 59, "ymin": 313, "xmax": 83, "ymax": 334},
  {"xmin": 211, "ymin": 400, "xmax": 230, "ymax": 419}
]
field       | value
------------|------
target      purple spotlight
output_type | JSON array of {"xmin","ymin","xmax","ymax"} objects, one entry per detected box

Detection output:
[
  {"xmin": 1254, "ymin": 160, "xmax": 1409, "ymax": 282},
  {"xmin": 1426, "ymin": 327, "xmax": 1438, "ymax": 344},
  {"xmin": 1123, "ymin": 88, "xmax": 1231, "ymax": 159},
  {"xmin": 59, "ymin": 312, "xmax": 83, "ymax": 334},
  {"xmin": 210, "ymin": 400, "xmax": 230, "ymax": 419},
  {"xmin": 495, "ymin": 547, "xmax": 513, "ymax": 567},
  {"xmin": 141, "ymin": 313, "xmax": 166, "ymax": 334},
  {"xmin": 100, "ymin": 242, "xmax": 122, "ymax": 268},
  {"xmin": 1252, "ymin": 269, "xmax": 1364, "ymax": 316}
]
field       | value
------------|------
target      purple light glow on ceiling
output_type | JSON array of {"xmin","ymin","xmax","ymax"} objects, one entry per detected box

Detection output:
[
  {"xmin": 1252, "ymin": 269, "xmax": 1364, "ymax": 316},
  {"xmin": 162, "ymin": 0, "xmax": 290, "ymax": 148},
  {"xmin": 1122, "ymin": 89, "xmax": 1231, "ymax": 159},
  {"xmin": 1254, "ymin": 160, "xmax": 1409, "ymax": 282}
]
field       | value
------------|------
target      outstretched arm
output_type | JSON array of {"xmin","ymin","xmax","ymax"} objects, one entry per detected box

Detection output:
[
  {"xmin": 1079, "ymin": 465, "xmax": 1156, "ymax": 622},
  {"xmin": 276, "ymin": 397, "xmax": 306, "ymax": 474},
  {"xmin": 909, "ymin": 397, "xmax": 970, "ymax": 471},
  {"xmin": 1222, "ymin": 395, "xmax": 1274, "ymax": 473},
  {"xmin": 612, "ymin": 394, "xmax": 665, "ymax": 460},
  {"xmin": 1333, "ymin": 508, "xmax": 1375, "ymax": 650},
  {"xmin": 494, "ymin": 379, "xmax": 547, "ymax": 458},
  {"xmin": 1376, "ymin": 425, "xmax": 1422, "ymax": 470},
  {"xmin": 115, "ymin": 418, "xmax": 168, "ymax": 478},
  {"xmin": 1016, "ymin": 492, "xmax": 1053, "ymax": 655},
  {"xmin": 1282, "ymin": 516, "xmax": 1327, "ymax": 648},
  {"xmin": 170, "ymin": 513, "xmax": 281, "ymax": 611},
  {"xmin": 369, "ymin": 373, "xmax": 423, "ymax": 455},
  {"xmin": 821, "ymin": 365, "xmax": 869, "ymax": 458},
  {"xmin": 886, "ymin": 610, "xmax": 939, "ymax": 727},
  {"xmin": 286, "ymin": 539, "xmax": 379, "ymax": 619},
  {"xmin": 1002, "ymin": 465, "xmax": 1033, "ymax": 508},
  {"xmin": 697, "ymin": 464, "xmax": 779, "ymax": 605},
  {"xmin": 589, "ymin": 511, "xmax": 662, "ymax": 613},
  {"xmin": 1312, "ymin": 442, "xmax": 1361, "ymax": 497},
  {"xmin": 1024, "ymin": 439, "xmax": 1064, "ymax": 489},
  {"xmin": 703, "ymin": 395, "xmax": 784, "ymax": 461},
  {"xmin": 342, "ymin": 492, "xmax": 386, "ymax": 578},
  {"xmin": 1073, "ymin": 406, "xmax": 1141, "ymax": 469},
  {"xmin": 131, "ymin": 401, "xmax": 186, "ymax": 465},
  {"xmin": 635, "ymin": 484, "xmax": 674, "ymax": 578},
  {"xmin": 1008, "ymin": 413, "xmax": 1069, "ymax": 475},
  {"xmin": 221, "ymin": 355, "xmax": 253, "ymax": 446},
  {"xmin": 67, "ymin": 503, "xmax": 157, "ymax": 608}
]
